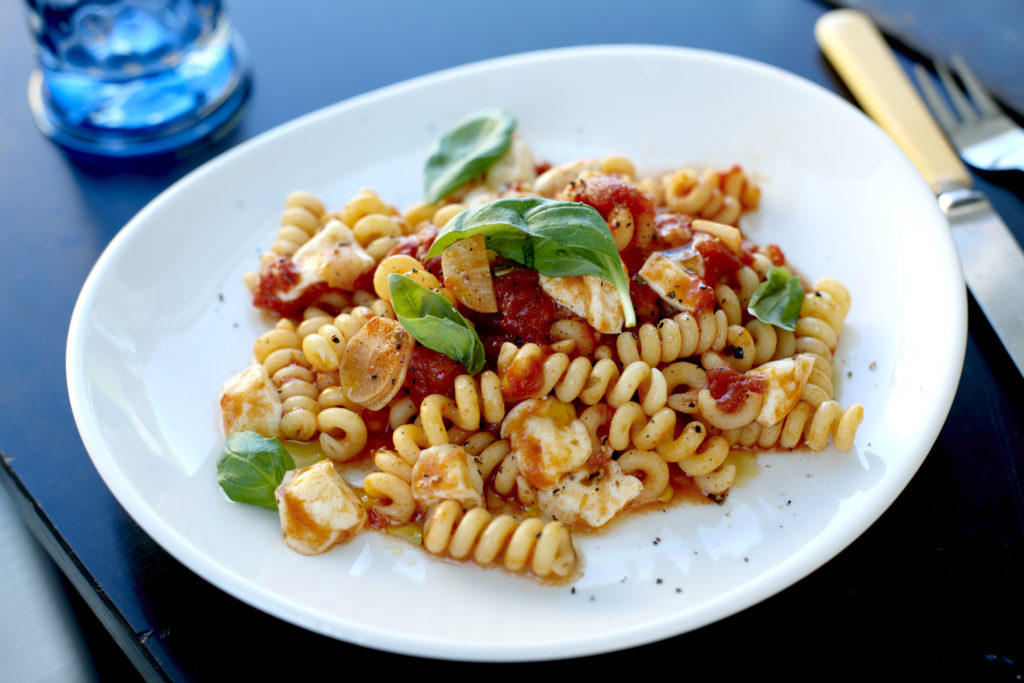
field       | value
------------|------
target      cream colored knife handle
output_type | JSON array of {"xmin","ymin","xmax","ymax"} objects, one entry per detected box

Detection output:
[{"xmin": 815, "ymin": 9, "xmax": 971, "ymax": 192}]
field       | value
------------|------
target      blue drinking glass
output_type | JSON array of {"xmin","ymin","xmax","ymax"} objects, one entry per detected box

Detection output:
[{"xmin": 25, "ymin": 0, "xmax": 250, "ymax": 158}]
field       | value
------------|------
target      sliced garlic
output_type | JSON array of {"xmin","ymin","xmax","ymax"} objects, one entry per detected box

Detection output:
[
  {"xmin": 441, "ymin": 233, "xmax": 498, "ymax": 313},
  {"xmin": 340, "ymin": 317, "xmax": 414, "ymax": 410}
]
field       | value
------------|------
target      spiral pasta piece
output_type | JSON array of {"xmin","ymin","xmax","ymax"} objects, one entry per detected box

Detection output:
[
  {"xmin": 700, "ymin": 324, "xmax": 757, "ymax": 373},
  {"xmin": 712, "ymin": 273, "xmax": 762, "ymax": 328},
  {"xmin": 616, "ymin": 449, "xmax": 671, "ymax": 504},
  {"xmin": 497, "ymin": 343, "xmax": 671, "ymax": 415},
  {"xmin": 470, "ymin": 436, "xmax": 536, "ymax": 505},
  {"xmin": 721, "ymin": 399, "xmax": 864, "ymax": 453},
  {"xmin": 363, "ymin": 470, "xmax": 415, "ymax": 523},
  {"xmin": 270, "ymin": 191, "xmax": 326, "ymax": 256},
  {"xmin": 804, "ymin": 400, "xmax": 863, "ymax": 452},
  {"xmin": 253, "ymin": 319, "xmax": 302, "ymax": 364},
  {"xmin": 652, "ymin": 419, "xmax": 735, "ymax": 497},
  {"xmin": 794, "ymin": 279, "xmax": 851, "ymax": 407},
  {"xmin": 744, "ymin": 319, "xmax": 798, "ymax": 366},
  {"xmin": 696, "ymin": 384, "xmax": 763, "ymax": 431},
  {"xmin": 663, "ymin": 421, "xmax": 737, "ymax": 497},
  {"xmin": 392, "ymin": 423, "xmax": 431, "ymax": 464},
  {"xmin": 608, "ymin": 402, "xmax": 676, "ymax": 451},
  {"xmin": 657, "ymin": 418, "xmax": 723, "ymax": 463},
  {"xmin": 663, "ymin": 361, "xmax": 707, "ymax": 414},
  {"xmin": 660, "ymin": 167, "xmax": 759, "ymax": 226},
  {"xmin": 317, "ymin": 407, "xmax": 367, "ymax": 461},
  {"xmin": 719, "ymin": 165, "xmax": 761, "ymax": 212},
  {"xmin": 663, "ymin": 168, "xmax": 732, "ymax": 222},
  {"xmin": 722, "ymin": 403, "xmax": 813, "ymax": 451},
  {"xmin": 422, "ymin": 501, "xmax": 576, "ymax": 578},
  {"xmin": 548, "ymin": 319, "xmax": 600, "ymax": 357},
  {"xmin": 352, "ymin": 213, "xmax": 404, "ymax": 249},
  {"xmin": 431, "ymin": 202, "xmax": 467, "ymax": 227},
  {"xmin": 255, "ymin": 320, "xmax": 320, "ymax": 441},
  {"xmin": 336, "ymin": 188, "xmax": 393, "ymax": 228},
  {"xmin": 404, "ymin": 201, "xmax": 440, "ymax": 231},
  {"xmin": 615, "ymin": 310, "xmax": 729, "ymax": 367},
  {"xmin": 417, "ymin": 372, "xmax": 503, "ymax": 446},
  {"xmin": 298, "ymin": 305, "xmax": 376, "ymax": 375},
  {"xmin": 693, "ymin": 461, "xmax": 736, "ymax": 497},
  {"xmin": 364, "ymin": 420, "xmax": 429, "ymax": 524},
  {"xmin": 274, "ymin": 364, "xmax": 321, "ymax": 441},
  {"xmin": 372, "ymin": 254, "xmax": 455, "ymax": 307}
]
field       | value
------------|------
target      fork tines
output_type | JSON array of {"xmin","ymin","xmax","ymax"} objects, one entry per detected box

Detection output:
[
  {"xmin": 916, "ymin": 55, "xmax": 999, "ymax": 130},
  {"xmin": 912, "ymin": 53, "xmax": 1024, "ymax": 173}
]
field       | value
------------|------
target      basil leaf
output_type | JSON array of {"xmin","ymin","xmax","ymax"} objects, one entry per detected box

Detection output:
[
  {"xmin": 216, "ymin": 432, "xmax": 295, "ymax": 509},
  {"xmin": 747, "ymin": 266, "xmax": 805, "ymax": 331},
  {"xmin": 388, "ymin": 273, "xmax": 485, "ymax": 374},
  {"xmin": 425, "ymin": 197, "xmax": 636, "ymax": 327},
  {"xmin": 424, "ymin": 109, "xmax": 516, "ymax": 204}
]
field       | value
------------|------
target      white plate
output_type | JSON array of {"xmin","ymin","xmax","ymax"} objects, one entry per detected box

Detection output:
[{"xmin": 66, "ymin": 45, "xmax": 965, "ymax": 661}]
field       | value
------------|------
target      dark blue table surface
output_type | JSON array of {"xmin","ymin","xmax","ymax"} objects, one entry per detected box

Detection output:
[{"xmin": 2, "ymin": 1, "xmax": 1022, "ymax": 679}]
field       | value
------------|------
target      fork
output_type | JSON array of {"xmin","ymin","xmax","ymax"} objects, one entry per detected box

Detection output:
[{"xmin": 912, "ymin": 55, "xmax": 1024, "ymax": 174}]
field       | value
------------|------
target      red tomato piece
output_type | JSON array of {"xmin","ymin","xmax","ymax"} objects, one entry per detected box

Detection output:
[
  {"xmin": 402, "ymin": 345, "xmax": 461, "ymax": 405},
  {"xmin": 253, "ymin": 256, "xmax": 331, "ymax": 317},
  {"xmin": 696, "ymin": 236, "xmax": 744, "ymax": 285},
  {"xmin": 707, "ymin": 366, "xmax": 765, "ymax": 414}
]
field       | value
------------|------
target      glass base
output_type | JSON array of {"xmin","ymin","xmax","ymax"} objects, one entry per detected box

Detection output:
[{"xmin": 28, "ymin": 30, "xmax": 251, "ymax": 159}]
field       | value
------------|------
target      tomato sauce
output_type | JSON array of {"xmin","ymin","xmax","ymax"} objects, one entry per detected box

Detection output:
[
  {"xmin": 653, "ymin": 212, "xmax": 693, "ymax": 249},
  {"xmin": 402, "ymin": 345, "xmax": 461, "ymax": 404},
  {"xmin": 499, "ymin": 349, "xmax": 546, "ymax": 401},
  {"xmin": 563, "ymin": 174, "xmax": 654, "ymax": 223},
  {"xmin": 629, "ymin": 276, "xmax": 662, "ymax": 325},
  {"xmin": 696, "ymin": 236, "xmax": 744, "ymax": 286},
  {"xmin": 740, "ymin": 241, "xmax": 786, "ymax": 268},
  {"xmin": 386, "ymin": 223, "xmax": 439, "ymax": 262},
  {"xmin": 618, "ymin": 244, "xmax": 646, "ymax": 274},
  {"xmin": 351, "ymin": 223, "xmax": 443, "ymax": 294},
  {"xmin": 764, "ymin": 243, "xmax": 786, "ymax": 266},
  {"xmin": 473, "ymin": 268, "xmax": 555, "ymax": 360},
  {"xmin": 254, "ymin": 256, "xmax": 331, "ymax": 318},
  {"xmin": 707, "ymin": 366, "xmax": 764, "ymax": 413},
  {"xmin": 365, "ymin": 507, "xmax": 389, "ymax": 530}
]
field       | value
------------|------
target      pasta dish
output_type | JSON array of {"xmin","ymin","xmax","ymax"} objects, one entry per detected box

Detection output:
[{"xmin": 216, "ymin": 110, "xmax": 863, "ymax": 582}]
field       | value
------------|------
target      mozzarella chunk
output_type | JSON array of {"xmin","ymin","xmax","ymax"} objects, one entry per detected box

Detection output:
[
  {"xmin": 637, "ymin": 252, "xmax": 713, "ymax": 314},
  {"xmin": 486, "ymin": 135, "xmax": 537, "ymax": 189},
  {"xmin": 275, "ymin": 460, "xmax": 366, "ymax": 555},
  {"xmin": 411, "ymin": 444, "xmax": 485, "ymax": 510},
  {"xmin": 539, "ymin": 273, "xmax": 625, "ymax": 334},
  {"xmin": 537, "ymin": 461, "xmax": 642, "ymax": 529},
  {"xmin": 749, "ymin": 354, "xmax": 815, "ymax": 426},
  {"xmin": 501, "ymin": 398, "xmax": 592, "ymax": 490},
  {"xmin": 281, "ymin": 219, "xmax": 375, "ymax": 300},
  {"xmin": 460, "ymin": 136, "xmax": 538, "ymax": 206},
  {"xmin": 532, "ymin": 158, "xmax": 601, "ymax": 197},
  {"xmin": 219, "ymin": 364, "xmax": 282, "ymax": 438}
]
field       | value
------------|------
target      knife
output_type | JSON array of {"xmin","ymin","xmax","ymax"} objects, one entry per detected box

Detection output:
[{"xmin": 815, "ymin": 9, "xmax": 1024, "ymax": 377}]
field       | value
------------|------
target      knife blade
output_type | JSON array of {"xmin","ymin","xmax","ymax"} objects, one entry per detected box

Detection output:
[{"xmin": 815, "ymin": 9, "xmax": 1024, "ymax": 377}]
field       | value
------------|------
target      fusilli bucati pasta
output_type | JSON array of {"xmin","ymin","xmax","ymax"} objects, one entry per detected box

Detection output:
[{"xmin": 218, "ymin": 115, "xmax": 863, "ymax": 583}]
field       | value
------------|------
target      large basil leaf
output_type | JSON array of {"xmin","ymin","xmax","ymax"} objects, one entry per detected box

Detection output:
[
  {"xmin": 424, "ymin": 110, "xmax": 515, "ymax": 204},
  {"xmin": 389, "ymin": 273, "xmax": 485, "ymax": 374},
  {"xmin": 425, "ymin": 197, "xmax": 636, "ymax": 327},
  {"xmin": 747, "ymin": 265, "xmax": 805, "ymax": 331},
  {"xmin": 216, "ymin": 432, "xmax": 295, "ymax": 509}
]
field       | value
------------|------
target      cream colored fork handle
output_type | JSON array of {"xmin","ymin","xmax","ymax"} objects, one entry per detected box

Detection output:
[{"xmin": 815, "ymin": 9, "xmax": 971, "ymax": 192}]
